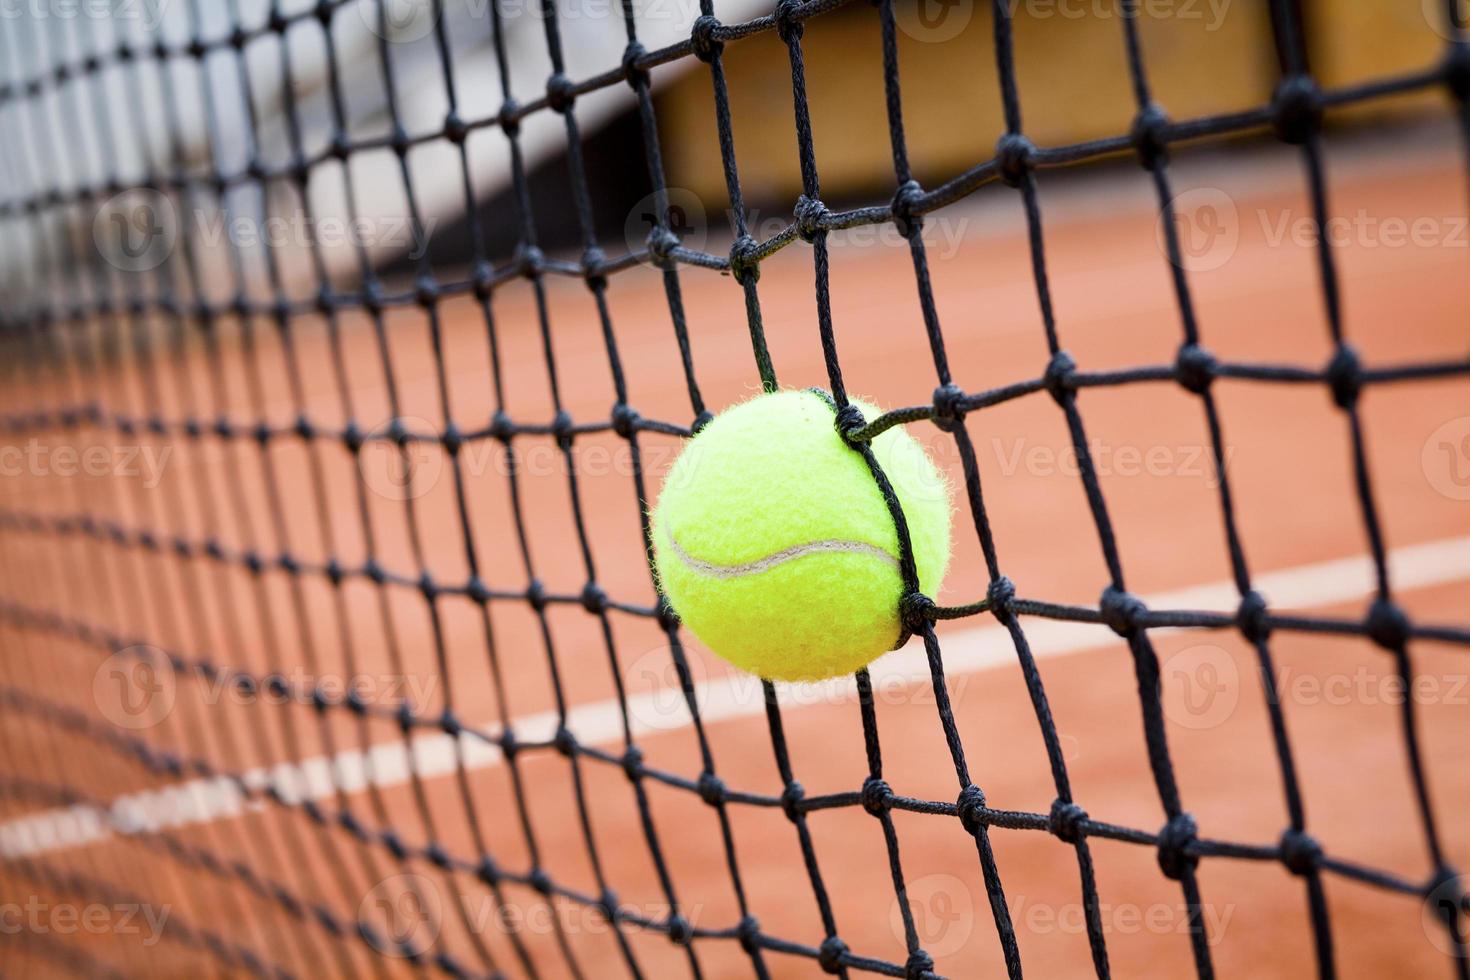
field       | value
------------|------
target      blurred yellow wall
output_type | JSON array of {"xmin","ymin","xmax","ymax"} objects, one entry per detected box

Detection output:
[{"xmin": 654, "ymin": 0, "xmax": 1455, "ymax": 206}]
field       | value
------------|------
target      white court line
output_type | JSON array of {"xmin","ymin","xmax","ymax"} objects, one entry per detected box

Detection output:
[{"xmin": 3, "ymin": 535, "xmax": 1468, "ymax": 860}]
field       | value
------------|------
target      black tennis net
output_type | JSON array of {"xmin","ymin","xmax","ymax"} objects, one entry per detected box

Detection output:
[{"xmin": 1, "ymin": 0, "xmax": 1469, "ymax": 977}]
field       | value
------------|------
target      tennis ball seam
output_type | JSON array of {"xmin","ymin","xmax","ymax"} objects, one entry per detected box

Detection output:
[{"xmin": 661, "ymin": 522, "xmax": 899, "ymax": 579}]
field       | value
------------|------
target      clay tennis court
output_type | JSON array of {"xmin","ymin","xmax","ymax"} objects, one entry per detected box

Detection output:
[{"xmin": 1, "ymin": 0, "xmax": 1468, "ymax": 977}]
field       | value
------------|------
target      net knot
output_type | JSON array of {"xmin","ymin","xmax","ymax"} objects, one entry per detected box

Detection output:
[
  {"xmin": 357, "ymin": 921, "xmax": 385, "ymax": 954},
  {"xmin": 489, "ymin": 410, "xmax": 514, "ymax": 443},
  {"xmin": 793, "ymin": 194, "xmax": 829, "ymax": 242},
  {"xmin": 596, "ymin": 888, "xmax": 619, "ymax": 922},
  {"xmin": 956, "ymin": 784, "xmax": 987, "ymax": 835},
  {"xmin": 579, "ymin": 581, "xmax": 608, "ymax": 613},
  {"xmin": 780, "ymin": 781, "xmax": 805, "ymax": 822},
  {"xmin": 655, "ymin": 596, "xmax": 680, "ymax": 632},
  {"xmin": 1279, "ymin": 828, "xmax": 1322, "ymax": 876},
  {"xmin": 690, "ymin": 15, "xmax": 724, "ymax": 62},
  {"xmin": 528, "ymin": 869, "xmax": 554, "ymax": 896},
  {"xmin": 516, "ymin": 243, "xmax": 545, "ymax": 278},
  {"xmin": 930, "ymin": 382, "xmax": 967, "ymax": 432},
  {"xmin": 861, "ymin": 776, "xmax": 894, "ymax": 816},
  {"xmin": 646, "ymin": 223, "xmax": 681, "ymax": 268},
  {"xmin": 1237, "ymin": 590, "xmax": 1271, "ymax": 643},
  {"xmin": 1365, "ymin": 598, "xmax": 1411, "ymax": 651},
  {"xmin": 338, "ymin": 810, "xmax": 366, "ymax": 840},
  {"xmin": 833, "ymin": 402, "xmax": 868, "ymax": 444},
  {"xmin": 1049, "ymin": 798, "xmax": 1088, "ymax": 844},
  {"xmin": 552, "ymin": 409, "xmax": 575, "ymax": 449},
  {"xmin": 358, "ymin": 922, "xmax": 388, "ymax": 957},
  {"xmin": 818, "ymin": 935, "xmax": 849, "ymax": 973},
  {"xmin": 904, "ymin": 950, "xmax": 936, "ymax": 980},
  {"xmin": 1174, "ymin": 342, "xmax": 1217, "ymax": 394},
  {"xmin": 610, "ymin": 402, "xmax": 639, "ymax": 438},
  {"xmin": 621, "ymin": 746, "xmax": 644, "ymax": 780},
  {"xmin": 621, "ymin": 42, "xmax": 649, "ymax": 88},
  {"xmin": 774, "ymin": 0, "xmax": 805, "ymax": 43},
  {"xmin": 271, "ymin": 882, "xmax": 302, "ymax": 916},
  {"xmin": 691, "ymin": 409, "xmax": 716, "ymax": 434},
  {"xmin": 580, "ymin": 244, "xmax": 607, "ymax": 283},
  {"xmin": 441, "ymin": 110, "xmax": 467, "ymax": 145},
  {"xmin": 465, "ymin": 576, "xmax": 491, "ymax": 604},
  {"xmin": 438, "ymin": 710, "xmax": 462, "ymax": 737},
  {"xmin": 1447, "ymin": 43, "xmax": 1470, "ymax": 102},
  {"xmin": 381, "ymin": 829, "xmax": 409, "ymax": 861},
  {"xmin": 697, "ymin": 771, "xmax": 727, "ymax": 806},
  {"xmin": 496, "ymin": 99, "xmax": 521, "ymax": 137},
  {"xmin": 1099, "ymin": 586, "xmax": 1147, "ymax": 637},
  {"xmin": 728, "ymin": 234, "xmax": 761, "ymax": 284},
  {"xmin": 1156, "ymin": 812, "xmax": 1199, "ymax": 880},
  {"xmin": 900, "ymin": 592, "xmax": 936, "ymax": 634},
  {"xmin": 426, "ymin": 843, "xmax": 452, "ymax": 870},
  {"xmin": 1043, "ymin": 350, "xmax": 1077, "ymax": 405},
  {"xmin": 1271, "ymin": 74, "xmax": 1323, "ymax": 145},
  {"xmin": 987, "ymin": 575, "xmax": 1017, "ymax": 620},
  {"xmin": 545, "ymin": 72, "xmax": 576, "ymax": 113},
  {"xmin": 1428, "ymin": 865, "xmax": 1467, "ymax": 929},
  {"xmin": 500, "ymin": 729, "xmax": 520, "ymax": 761},
  {"xmin": 1325, "ymin": 344, "xmax": 1362, "ymax": 409},
  {"xmin": 477, "ymin": 856, "xmax": 501, "ymax": 887},
  {"xmin": 440, "ymin": 421, "xmax": 463, "ymax": 456},
  {"xmin": 736, "ymin": 915, "xmax": 761, "ymax": 953},
  {"xmin": 389, "ymin": 124, "xmax": 411, "ymax": 159},
  {"xmin": 553, "ymin": 726, "xmax": 577, "ymax": 756},
  {"xmin": 666, "ymin": 914, "xmax": 694, "ymax": 945},
  {"xmin": 1130, "ymin": 103, "xmax": 1170, "ymax": 170},
  {"xmin": 995, "ymin": 132, "xmax": 1035, "ymax": 188},
  {"xmin": 525, "ymin": 578, "xmax": 548, "ymax": 612},
  {"xmin": 891, "ymin": 179, "xmax": 925, "ymax": 239}
]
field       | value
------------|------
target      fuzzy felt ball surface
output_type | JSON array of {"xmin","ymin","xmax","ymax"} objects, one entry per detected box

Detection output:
[{"xmin": 651, "ymin": 389, "xmax": 952, "ymax": 681}]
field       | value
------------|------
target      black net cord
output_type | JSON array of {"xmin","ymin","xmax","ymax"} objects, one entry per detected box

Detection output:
[{"xmin": 0, "ymin": 0, "xmax": 1468, "ymax": 977}]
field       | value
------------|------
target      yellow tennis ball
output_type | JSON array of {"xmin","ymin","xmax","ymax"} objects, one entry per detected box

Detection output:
[{"xmin": 652, "ymin": 389, "xmax": 952, "ymax": 681}]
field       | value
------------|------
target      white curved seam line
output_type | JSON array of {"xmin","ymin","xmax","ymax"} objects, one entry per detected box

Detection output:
[{"xmin": 664, "ymin": 525, "xmax": 899, "ymax": 578}]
